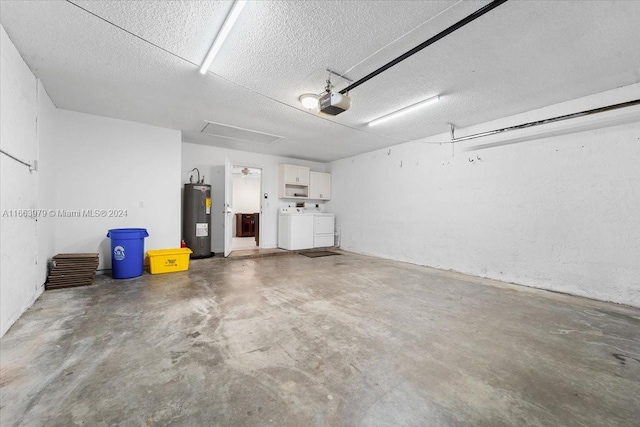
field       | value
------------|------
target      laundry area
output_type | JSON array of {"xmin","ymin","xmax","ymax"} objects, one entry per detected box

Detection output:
[{"xmin": 1, "ymin": 1, "xmax": 639, "ymax": 426}]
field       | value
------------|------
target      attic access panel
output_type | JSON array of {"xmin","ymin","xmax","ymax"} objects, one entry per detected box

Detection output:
[{"xmin": 201, "ymin": 121, "xmax": 283, "ymax": 144}]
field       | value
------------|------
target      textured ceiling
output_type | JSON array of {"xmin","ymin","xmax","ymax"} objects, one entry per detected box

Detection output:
[{"xmin": 1, "ymin": 0, "xmax": 639, "ymax": 162}]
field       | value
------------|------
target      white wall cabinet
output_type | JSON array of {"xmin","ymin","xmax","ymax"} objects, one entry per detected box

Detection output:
[
  {"xmin": 282, "ymin": 164, "xmax": 309, "ymax": 185},
  {"xmin": 278, "ymin": 165, "xmax": 331, "ymax": 200},
  {"xmin": 309, "ymin": 171, "xmax": 331, "ymax": 200},
  {"xmin": 278, "ymin": 164, "xmax": 310, "ymax": 199}
]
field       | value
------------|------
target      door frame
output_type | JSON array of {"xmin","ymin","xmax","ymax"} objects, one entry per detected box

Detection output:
[
  {"xmin": 224, "ymin": 159, "xmax": 233, "ymax": 257},
  {"xmin": 227, "ymin": 162, "xmax": 264, "ymax": 255}
]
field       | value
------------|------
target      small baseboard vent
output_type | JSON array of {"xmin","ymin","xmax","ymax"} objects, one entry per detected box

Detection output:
[{"xmin": 200, "ymin": 121, "xmax": 283, "ymax": 144}]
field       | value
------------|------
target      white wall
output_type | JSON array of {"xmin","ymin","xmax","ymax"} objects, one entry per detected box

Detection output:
[
  {"xmin": 0, "ymin": 25, "xmax": 39, "ymax": 334},
  {"xmin": 182, "ymin": 143, "xmax": 326, "ymax": 252},
  {"xmin": 1, "ymin": 23, "xmax": 182, "ymax": 336},
  {"xmin": 1, "ymin": 26, "xmax": 40, "ymax": 336},
  {"xmin": 327, "ymin": 84, "xmax": 640, "ymax": 307},
  {"xmin": 37, "ymin": 80, "xmax": 57, "ymax": 287},
  {"xmin": 50, "ymin": 109, "xmax": 182, "ymax": 270},
  {"xmin": 232, "ymin": 175, "xmax": 261, "ymax": 214}
]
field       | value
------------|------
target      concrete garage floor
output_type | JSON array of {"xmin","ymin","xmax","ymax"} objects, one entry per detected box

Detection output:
[{"xmin": 1, "ymin": 252, "xmax": 639, "ymax": 426}]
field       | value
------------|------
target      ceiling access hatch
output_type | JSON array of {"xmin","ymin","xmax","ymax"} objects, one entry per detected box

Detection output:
[{"xmin": 200, "ymin": 121, "xmax": 284, "ymax": 144}]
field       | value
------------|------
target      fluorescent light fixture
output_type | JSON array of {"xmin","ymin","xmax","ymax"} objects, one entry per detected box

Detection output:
[
  {"xmin": 199, "ymin": 0, "xmax": 248, "ymax": 75},
  {"xmin": 368, "ymin": 95, "xmax": 440, "ymax": 126},
  {"xmin": 299, "ymin": 93, "xmax": 320, "ymax": 109}
]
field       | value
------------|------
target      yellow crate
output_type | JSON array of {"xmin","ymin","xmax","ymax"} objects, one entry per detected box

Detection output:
[{"xmin": 147, "ymin": 248, "xmax": 193, "ymax": 274}]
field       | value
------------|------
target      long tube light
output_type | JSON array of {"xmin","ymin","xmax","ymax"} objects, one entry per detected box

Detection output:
[
  {"xmin": 368, "ymin": 95, "xmax": 440, "ymax": 126},
  {"xmin": 199, "ymin": 0, "xmax": 248, "ymax": 75}
]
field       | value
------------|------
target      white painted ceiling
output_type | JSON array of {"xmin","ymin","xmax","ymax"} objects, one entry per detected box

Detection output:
[{"xmin": 1, "ymin": 1, "xmax": 639, "ymax": 162}]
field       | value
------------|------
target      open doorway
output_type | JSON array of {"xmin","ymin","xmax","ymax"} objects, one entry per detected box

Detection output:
[{"xmin": 230, "ymin": 166, "xmax": 262, "ymax": 252}]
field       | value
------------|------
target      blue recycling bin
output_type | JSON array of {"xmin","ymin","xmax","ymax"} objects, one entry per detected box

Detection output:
[{"xmin": 106, "ymin": 228, "xmax": 149, "ymax": 279}]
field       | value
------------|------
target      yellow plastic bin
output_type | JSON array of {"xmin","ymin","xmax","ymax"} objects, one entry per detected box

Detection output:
[{"xmin": 147, "ymin": 248, "xmax": 193, "ymax": 274}]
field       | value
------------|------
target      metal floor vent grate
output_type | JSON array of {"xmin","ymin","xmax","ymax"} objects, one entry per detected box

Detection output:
[{"xmin": 200, "ymin": 121, "xmax": 283, "ymax": 144}]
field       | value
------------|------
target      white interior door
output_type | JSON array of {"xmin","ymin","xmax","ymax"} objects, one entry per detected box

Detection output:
[{"xmin": 224, "ymin": 159, "xmax": 233, "ymax": 257}]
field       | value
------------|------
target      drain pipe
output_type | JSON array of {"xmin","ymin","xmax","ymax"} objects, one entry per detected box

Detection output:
[{"xmin": 338, "ymin": 0, "xmax": 509, "ymax": 95}]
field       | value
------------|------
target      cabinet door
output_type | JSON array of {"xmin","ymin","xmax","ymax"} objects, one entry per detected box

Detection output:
[
  {"xmin": 296, "ymin": 166, "xmax": 310, "ymax": 185},
  {"xmin": 309, "ymin": 171, "xmax": 321, "ymax": 199},
  {"xmin": 282, "ymin": 164, "xmax": 309, "ymax": 184},
  {"xmin": 240, "ymin": 214, "xmax": 255, "ymax": 237},
  {"xmin": 283, "ymin": 165, "xmax": 298, "ymax": 183},
  {"xmin": 319, "ymin": 173, "xmax": 331, "ymax": 199},
  {"xmin": 309, "ymin": 172, "xmax": 331, "ymax": 200}
]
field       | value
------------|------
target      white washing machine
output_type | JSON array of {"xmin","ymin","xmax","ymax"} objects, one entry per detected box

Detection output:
[
  {"xmin": 278, "ymin": 208, "xmax": 314, "ymax": 250},
  {"xmin": 313, "ymin": 213, "xmax": 335, "ymax": 248}
]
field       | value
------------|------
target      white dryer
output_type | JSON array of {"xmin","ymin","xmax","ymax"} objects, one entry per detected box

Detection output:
[
  {"xmin": 313, "ymin": 213, "xmax": 335, "ymax": 248},
  {"xmin": 278, "ymin": 208, "xmax": 314, "ymax": 250}
]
